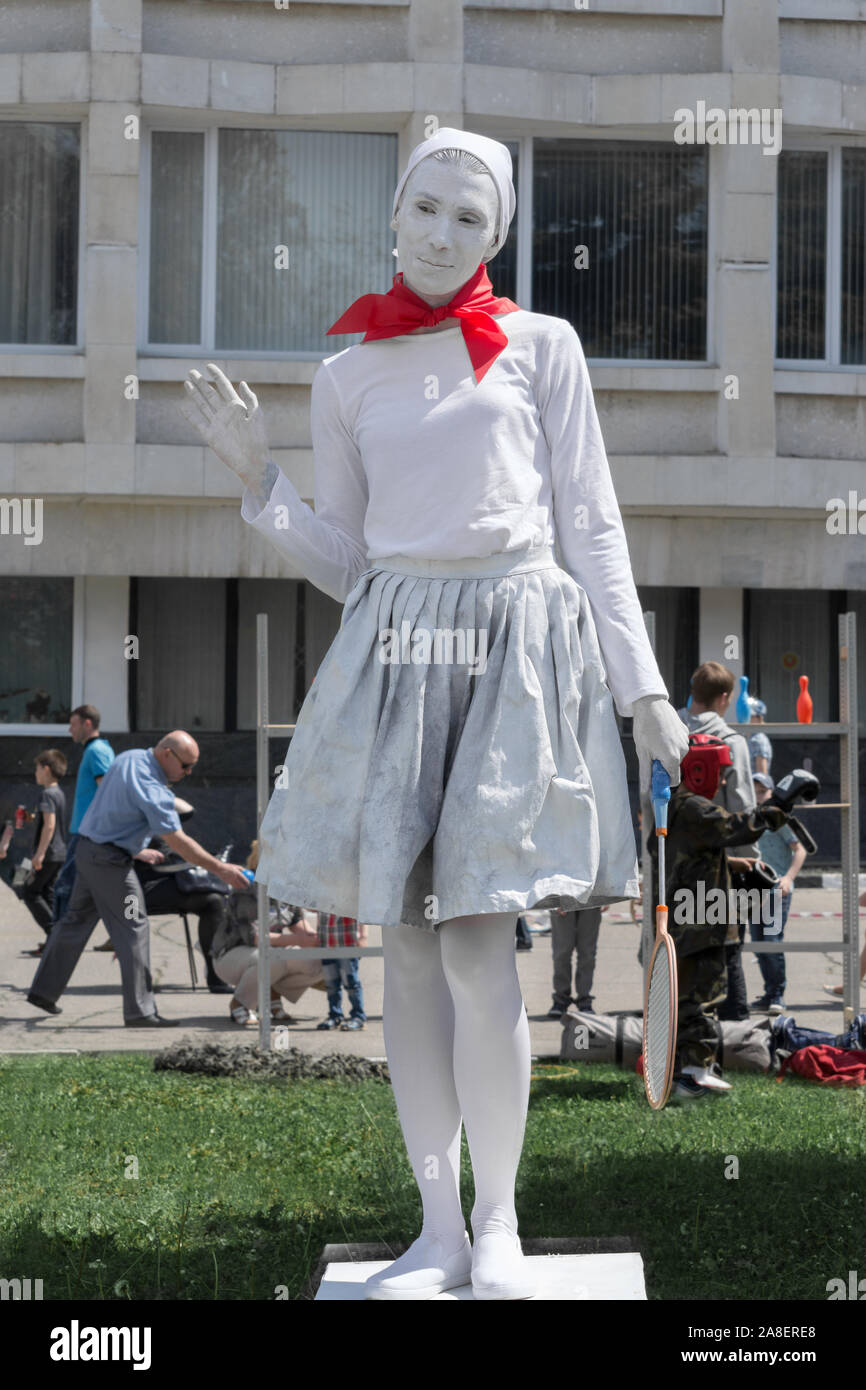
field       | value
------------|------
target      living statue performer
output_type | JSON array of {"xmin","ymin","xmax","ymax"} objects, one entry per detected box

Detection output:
[{"xmin": 181, "ymin": 128, "xmax": 689, "ymax": 1300}]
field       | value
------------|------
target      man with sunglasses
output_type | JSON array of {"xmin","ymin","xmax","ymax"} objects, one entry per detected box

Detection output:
[{"xmin": 27, "ymin": 732, "xmax": 250, "ymax": 1027}]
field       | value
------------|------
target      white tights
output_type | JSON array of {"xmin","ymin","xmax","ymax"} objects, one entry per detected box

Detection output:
[{"xmin": 381, "ymin": 912, "xmax": 530, "ymax": 1247}]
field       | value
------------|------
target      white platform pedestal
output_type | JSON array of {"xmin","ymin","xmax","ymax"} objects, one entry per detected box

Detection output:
[{"xmin": 315, "ymin": 1251, "xmax": 647, "ymax": 1300}]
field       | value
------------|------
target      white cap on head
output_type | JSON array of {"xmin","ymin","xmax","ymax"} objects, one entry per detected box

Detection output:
[{"xmin": 391, "ymin": 127, "xmax": 516, "ymax": 255}]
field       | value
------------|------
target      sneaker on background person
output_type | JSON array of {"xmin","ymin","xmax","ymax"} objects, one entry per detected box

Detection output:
[
  {"xmin": 681, "ymin": 1063, "xmax": 733, "ymax": 1092},
  {"xmin": 669, "ymin": 1075, "xmax": 712, "ymax": 1103},
  {"xmin": 230, "ymin": 1001, "xmax": 258, "ymax": 1027}
]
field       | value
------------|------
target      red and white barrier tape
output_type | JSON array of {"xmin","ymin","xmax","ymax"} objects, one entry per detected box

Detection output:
[{"xmin": 598, "ymin": 910, "xmax": 851, "ymax": 923}]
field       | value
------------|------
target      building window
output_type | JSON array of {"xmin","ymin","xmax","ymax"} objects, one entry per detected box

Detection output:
[
  {"xmin": 146, "ymin": 128, "xmax": 398, "ymax": 355},
  {"xmin": 148, "ymin": 131, "xmax": 205, "ymax": 347},
  {"xmin": 0, "ymin": 578, "xmax": 73, "ymax": 722},
  {"xmin": 236, "ymin": 579, "xmax": 302, "ymax": 729},
  {"xmin": 488, "ymin": 140, "xmax": 518, "ymax": 303},
  {"xmin": 0, "ymin": 123, "xmax": 80, "ymax": 346},
  {"xmin": 133, "ymin": 579, "xmax": 227, "ymax": 730},
  {"xmin": 776, "ymin": 147, "xmax": 866, "ymax": 366},
  {"xmin": 129, "ymin": 578, "xmax": 345, "ymax": 732},
  {"xmin": 532, "ymin": 140, "xmax": 708, "ymax": 361},
  {"xmin": 235, "ymin": 580, "xmax": 343, "ymax": 727},
  {"xmin": 776, "ymin": 151, "xmax": 827, "ymax": 361},
  {"xmin": 302, "ymin": 583, "xmax": 343, "ymax": 707},
  {"xmin": 845, "ymin": 592, "xmax": 866, "ymax": 735},
  {"xmin": 841, "ymin": 149, "xmax": 866, "ymax": 366},
  {"xmin": 637, "ymin": 586, "xmax": 699, "ymax": 710},
  {"xmin": 745, "ymin": 589, "xmax": 842, "ymax": 724}
]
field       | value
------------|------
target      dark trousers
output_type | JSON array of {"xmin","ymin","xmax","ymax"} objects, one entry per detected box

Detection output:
[
  {"xmin": 551, "ymin": 908, "xmax": 602, "ymax": 1010},
  {"xmin": 675, "ymin": 945, "xmax": 727, "ymax": 1071},
  {"xmin": 51, "ymin": 832, "xmax": 80, "ymax": 924},
  {"xmin": 748, "ymin": 887, "xmax": 790, "ymax": 1003},
  {"xmin": 718, "ymin": 921, "xmax": 749, "ymax": 1022},
  {"xmin": 515, "ymin": 915, "xmax": 533, "ymax": 949},
  {"xmin": 30, "ymin": 838, "xmax": 157, "ymax": 1021},
  {"xmin": 21, "ymin": 859, "xmax": 62, "ymax": 934},
  {"xmin": 143, "ymin": 881, "xmax": 228, "ymax": 988}
]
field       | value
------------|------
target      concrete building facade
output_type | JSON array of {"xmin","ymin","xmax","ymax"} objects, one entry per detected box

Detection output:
[{"xmin": 1, "ymin": 0, "xmax": 864, "ymax": 857}]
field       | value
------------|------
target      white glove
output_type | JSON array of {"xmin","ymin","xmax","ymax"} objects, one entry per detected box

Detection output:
[
  {"xmin": 180, "ymin": 362, "xmax": 272, "ymax": 498},
  {"xmin": 632, "ymin": 694, "xmax": 690, "ymax": 798}
]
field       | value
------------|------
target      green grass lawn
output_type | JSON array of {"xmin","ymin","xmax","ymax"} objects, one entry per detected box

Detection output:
[{"xmin": 0, "ymin": 1053, "xmax": 863, "ymax": 1300}]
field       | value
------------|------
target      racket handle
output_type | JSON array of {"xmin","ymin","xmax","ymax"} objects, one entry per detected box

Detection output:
[{"xmin": 651, "ymin": 758, "xmax": 671, "ymax": 834}]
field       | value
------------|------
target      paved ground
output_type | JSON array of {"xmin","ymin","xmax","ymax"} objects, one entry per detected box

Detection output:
[{"xmin": 1, "ymin": 887, "xmax": 859, "ymax": 1057}]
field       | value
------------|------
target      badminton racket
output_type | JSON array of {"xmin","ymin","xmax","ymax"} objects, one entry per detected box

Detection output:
[{"xmin": 642, "ymin": 758, "xmax": 677, "ymax": 1109}]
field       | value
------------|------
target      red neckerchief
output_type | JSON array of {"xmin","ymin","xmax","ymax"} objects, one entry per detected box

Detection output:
[{"xmin": 326, "ymin": 263, "xmax": 520, "ymax": 384}]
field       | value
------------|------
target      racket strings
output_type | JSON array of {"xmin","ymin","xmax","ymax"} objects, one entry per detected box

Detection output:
[
  {"xmin": 644, "ymin": 785, "xmax": 675, "ymax": 1107},
  {"xmin": 646, "ymin": 948, "xmax": 673, "ymax": 1103}
]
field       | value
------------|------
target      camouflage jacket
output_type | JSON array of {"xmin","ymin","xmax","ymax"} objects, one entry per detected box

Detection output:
[{"xmin": 647, "ymin": 783, "xmax": 786, "ymax": 953}]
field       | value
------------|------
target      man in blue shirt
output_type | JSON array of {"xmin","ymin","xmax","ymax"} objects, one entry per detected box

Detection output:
[
  {"xmin": 51, "ymin": 705, "xmax": 115, "ymax": 925},
  {"xmin": 28, "ymin": 731, "xmax": 249, "ymax": 1026}
]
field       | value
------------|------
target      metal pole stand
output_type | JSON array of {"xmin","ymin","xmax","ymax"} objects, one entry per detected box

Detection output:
[
  {"xmin": 256, "ymin": 612, "xmax": 271, "ymax": 1051},
  {"xmin": 839, "ymin": 612, "xmax": 860, "ymax": 1028}
]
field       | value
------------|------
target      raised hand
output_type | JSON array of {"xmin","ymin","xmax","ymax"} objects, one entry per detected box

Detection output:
[
  {"xmin": 180, "ymin": 362, "xmax": 272, "ymax": 494},
  {"xmin": 632, "ymin": 694, "xmax": 690, "ymax": 795}
]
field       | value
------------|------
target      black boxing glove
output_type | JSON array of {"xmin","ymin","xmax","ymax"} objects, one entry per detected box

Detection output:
[
  {"xmin": 731, "ymin": 859, "xmax": 781, "ymax": 893},
  {"xmin": 770, "ymin": 769, "xmax": 820, "ymax": 813}
]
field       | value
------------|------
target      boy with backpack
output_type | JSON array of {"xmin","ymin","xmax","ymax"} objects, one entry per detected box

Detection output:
[{"xmin": 648, "ymin": 733, "xmax": 792, "ymax": 1102}]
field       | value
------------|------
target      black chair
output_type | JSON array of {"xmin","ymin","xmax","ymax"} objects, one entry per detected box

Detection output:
[
  {"xmin": 140, "ymin": 816, "xmax": 234, "ymax": 993},
  {"xmin": 180, "ymin": 911, "xmax": 199, "ymax": 988}
]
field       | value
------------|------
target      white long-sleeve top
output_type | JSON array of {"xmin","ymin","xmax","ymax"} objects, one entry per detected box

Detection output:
[{"xmin": 241, "ymin": 308, "xmax": 667, "ymax": 717}]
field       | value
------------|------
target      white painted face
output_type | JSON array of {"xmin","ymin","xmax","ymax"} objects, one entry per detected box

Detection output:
[{"xmin": 391, "ymin": 158, "xmax": 500, "ymax": 307}]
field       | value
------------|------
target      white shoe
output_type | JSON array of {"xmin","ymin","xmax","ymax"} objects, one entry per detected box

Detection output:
[
  {"xmin": 230, "ymin": 1002, "xmax": 258, "ymax": 1027},
  {"xmin": 471, "ymin": 1229, "xmax": 536, "ymax": 1300},
  {"xmin": 682, "ymin": 1064, "xmax": 732, "ymax": 1092},
  {"xmin": 364, "ymin": 1232, "xmax": 472, "ymax": 1300}
]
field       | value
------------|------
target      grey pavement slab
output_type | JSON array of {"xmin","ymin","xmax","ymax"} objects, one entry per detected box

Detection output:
[{"xmin": 0, "ymin": 888, "xmax": 857, "ymax": 1057}]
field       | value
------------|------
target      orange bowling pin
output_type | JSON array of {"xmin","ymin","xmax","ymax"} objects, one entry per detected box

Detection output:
[{"xmin": 796, "ymin": 674, "xmax": 813, "ymax": 724}]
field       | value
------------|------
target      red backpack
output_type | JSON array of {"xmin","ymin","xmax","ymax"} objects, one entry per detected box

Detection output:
[{"xmin": 778, "ymin": 1045, "xmax": 866, "ymax": 1087}]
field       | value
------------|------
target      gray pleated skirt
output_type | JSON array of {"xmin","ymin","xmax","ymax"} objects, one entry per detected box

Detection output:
[{"xmin": 255, "ymin": 544, "xmax": 640, "ymax": 932}]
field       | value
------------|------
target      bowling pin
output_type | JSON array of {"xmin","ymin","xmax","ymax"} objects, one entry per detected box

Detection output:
[
  {"xmin": 797, "ymin": 675, "xmax": 813, "ymax": 724},
  {"xmin": 736, "ymin": 674, "xmax": 751, "ymax": 723}
]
